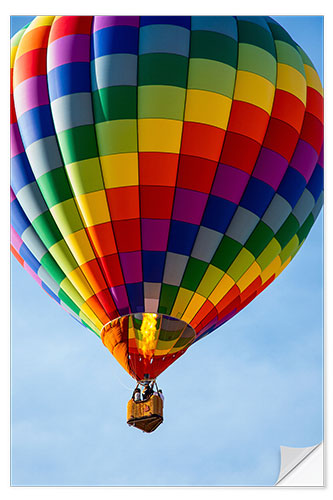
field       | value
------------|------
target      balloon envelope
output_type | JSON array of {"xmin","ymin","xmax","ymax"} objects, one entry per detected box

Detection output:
[{"xmin": 11, "ymin": 16, "xmax": 323, "ymax": 381}]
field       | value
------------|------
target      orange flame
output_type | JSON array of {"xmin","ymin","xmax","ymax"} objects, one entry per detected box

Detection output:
[{"xmin": 140, "ymin": 313, "xmax": 157, "ymax": 359}]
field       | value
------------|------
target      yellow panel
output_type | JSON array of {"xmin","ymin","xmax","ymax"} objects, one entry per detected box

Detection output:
[
  {"xmin": 182, "ymin": 293, "xmax": 206, "ymax": 324},
  {"xmin": 184, "ymin": 89, "xmax": 232, "ymax": 129},
  {"xmin": 101, "ymin": 153, "xmax": 139, "ymax": 188},
  {"xmin": 138, "ymin": 119, "xmax": 183, "ymax": 153},
  {"xmin": 76, "ymin": 190, "xmax": 110, "ymax": 227},
  {"xmin": 196, "ymin": 265, "xmax": 224, "ymax": 297},
  {"xmin": 304, "ymin": 64, "xmax": 324, "ymax": 97},
  {"xmin": 78, "ymin": 313, "xmax": 101, "ymax": 336},
  {"xmin": 65, "ymin": 229, "xmax": 96, "ymax": 265},
  {"xmin": 236, "ymin": 261, "xmax": 262, "ymax": 293},
  {"xmin": 171, "ymin": 288, "xmax": 194, "ymax": 318},
  {"xmin": 277, "ymin": 63, "xmax": 307, "ymax": 105},
  {"xmin": 49, "ymin": 239, "xmax": 77, "ymax": 275},
  {"xmin": 80, "ymin": 303, "xmax": 104, "ymax": 331},
  {"xmin": 208, "ymin": 273, "xmax": 235, "ymax": 306},
  {"xmin": 67, "ymin": 267, "xmax": 95, "ymax": 301},
  {"xmin": 275, "ymin": 256, "xmax": 291, "ymax": 278},
  {"xmin": 59, "ymin": 277, "xmax": 85, "ymax": 307},
  {"xmin": 233, "ymin": 70, "xmax": 275, "ymax": 114},
  {"xmin": 260, "ymin": 256, "xmax": 281, "ymax": 284},
  {"xmin": 11, "ymin": 46, "xmax": 18, "ymax": 67},
  {"xmin": 50, "ymin": 199, "xmax": 83, "ymax": 237}
]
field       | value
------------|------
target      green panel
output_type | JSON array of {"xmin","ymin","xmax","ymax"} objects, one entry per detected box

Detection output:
[
  {"xmin": 227, "ymin": 248, "xmax": 255, "ymax": 282},
  {"xmin": 58, "ymin": 288, "xmax": 81, "ymax": 315},
  {"xmin": 181, "ymin": 258, "xmax": 208, "ymax": 291},
  {"xmin": 50, "ymin": 239, "xmax": 78, "ymax": 274},
  {"xmin": 256, "ymin": 238, "xmax": 281, "ymax": 269},
  {"xmin": 296, "ymin": 45, "xmax": 316, "ymax": 70},
  {"xmin": 211, "ymin": 236, "xmax": 242, "ymax": 272},
  {"xmin": 66, "ymin": 158, "xmax": 105, "ymax": 196},
  {"xmin": 138, "ymin": 85, "xmax": 186, "ymax": 120},
  {"xmin": 138, "ymin": 53, "xmax": 188, "ymax": 87},
  {"xmin": 190, "ymin": 31, "xmax": 238, "ymax": 67},
  {"xmin": 38, "ymin": 167, "xmax": 73, "ymax": 208},
  {"xmin": 279, "ymin": 235, "xmax": 299, "ymax": 264},
  {"xmin": 238, "ymin": 20, "xmax": 276, "ymax": 57},
  {"xmin": 266, "ymin": 19, "xmax": 297, "ymax": 49},
  {"xmin": 95, "ymin": 120, "xmax": 138, "ymax": 155},
  {"xmin": 275, "ymin": 40, "xmax": 306, "ymax": 77},
  {"xmin": 196, "ymin": 265, "xmax": 224, "ymax": 297},
  {"xmin": 32, "ymin": 211, "xmax": 63, "ymax": 248},
  {"xmin": 187, "ymin": 58, "xmax": 236, "ymax": 98},
  {"xmin": 172, "ymin": 335, "xmax": 194, "ymax": 348},
  {"xmin": 92, "ymin": 86, "xmax": 137, "ymax": 122},
  {"xmin": 275, "ymin": 214, "xmax": 300, "ymax": 249},
  {"xmin": 158, "ymin": 283, "xmax": 179, "ymax": 315},
  {"xmin": 158, "ymin": 328, "xmax": 182, "ymax": 342},
  {"xmin": 238, "ymin": 43, "xmax": 276, "ymax": 84},
  {"xmin": 58, "ymin": 125, "xmax": 99, "ymax": 164},
  {"xmin": 40, "ymin": 252, "xmax": 66, "ymax": 285},
  {"xmin": 297, "ymin": 213, "xmax": 314, "ymax": 243},
  {"xmin": 51, "ymin": 199, "xmax": 84, "ymax": 236},
  {"xmin": 245, "ymin": 221, "xmax": 274, "ymax": 258}
]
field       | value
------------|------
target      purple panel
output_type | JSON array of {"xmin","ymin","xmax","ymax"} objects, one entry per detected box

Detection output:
[
  {"xmin": 290, "ymin": 139, "xmax": 318, "ymax": 183},
  {"xmin": 48, "ymin": 34, "xmax": 90, "ymax": 70},
  {"xmin": 14, "ymin": 76, "xmax": 49, "ymax": 115},
  {"xmin": 119, "ymin": 251, "xmax": 142, "ymax": 283},
  {"xmin": 172, "ymin": 188, "xmax": 208, "ymax": 224},
  {"xmin": 252, "ymin": 147, "xmax": 288, "ymax": 190},
  {"xmin": 110, "ymin": 285, "xmax": 130, "ymax": 312},
  {"xmin": 211, "ymin": 164, "xmax": 249, "ymax": 204},
  {"xmin": 141, "ymin": 219, "xmax": 170, "ymax": 251},
  {"xmin": 93, "ymin": 16, "xmax": 140, "ymax": 32},
  {"xmin": 11, "ymin": 123, "xmax": 25, "ymax": 157}
]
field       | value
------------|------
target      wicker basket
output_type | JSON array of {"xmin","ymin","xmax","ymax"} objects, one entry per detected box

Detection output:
[{"xmin": 127, "ymin": 394, "xmax": 163, "ymax": 433}]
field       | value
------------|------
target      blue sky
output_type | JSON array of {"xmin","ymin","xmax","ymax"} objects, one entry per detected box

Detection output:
[{"xmin": 10, "ymin": 16, "xmax": 323, "ymax": 486}]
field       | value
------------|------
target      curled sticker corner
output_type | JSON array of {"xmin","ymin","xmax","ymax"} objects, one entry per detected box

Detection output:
[{"xmin": 275, "ymin": 442, "xmax": 323, "ymax": 486}]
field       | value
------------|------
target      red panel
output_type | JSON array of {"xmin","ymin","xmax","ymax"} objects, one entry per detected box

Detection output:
[
  {"xmin": 300, "ymin": 112, "xmax": 324, "ymax": 155},
  {"xmin": 140, "ymin": 186, "xmax": 175, "ymax": 219},
  {"xmin": 11, "ymin": 245, "xmax": 24, "ymax": 266},
  {"xmin": 190, "ymin": 300, "xmax": 217, "ymax": 331},
  {"xmin": 14, "ymin": 49, "xmax": 47, "ymax": 86},
  {"xmin": 181, "ymin": 122, "xmax": 225, "ymax": 162},
  {"xmin": 81, "ymin": 259, "xmax": 108, "ymax": 293},
  {"xmin": 99, "ymin": 253, "xmax": 124, "ymax": 287},
  {"xmin": 85, "ymin": 222, "xmax": 117, "ymax": 257},
  {"xmin": 306, "ymin": 87, "xmax": 323, "ymax": 124},
  {"xmin": 139, "ymin": 152, "xmax": 178, "ymax": 186},
  {"xmin": 106, "ymin": 186, "xmax": 140, "ymax": 221},
  {"xmin": 49, "ymin": 16, "xmax": 93, "ymax": 42},
  {"xmin": 216, "ymin": 284, "xmax": 240, "ymax": 315},
  {"xmin": 177, "ymin": 155, "xmax": 217, "ymax": 193},
  {"xmin": 227, "ymin": 101, "xmax": 270, "ymax": 144},
  {"xmin": 112, "ymin": 218, "xmax": 141, "ymax": 252},
  {"xmin": 96, "ymin": 289, "xmax": 118, "ymax": 318},
  {"xmin": 263, "ymin": 117, "xmax": 300, "ymax": 162},
  {"xmin": 271, "ymin": 89, "xmax": 305, "ymax": 133},
  {"xmin": 220, "ymin": 132, "xmax": 261, "ymax": 174},
  {"xmin": 85, "ymin": 295, "xmax": 110, "ymax": 325}
]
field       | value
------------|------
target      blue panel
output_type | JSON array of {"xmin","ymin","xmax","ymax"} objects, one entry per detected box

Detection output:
[
  {"xmin": 240, "ymin": 177, "xmax": 275, "ymax": 218},
  {"xmin": 307, "ymin": 163, "xmax": 324, "ymax": 202},
  {"xmin": 191, "ymin": 16, "xmax": 238, "ymax": 39},
  {"xmin": 140, "ymin": 16, "xmax": 191, "ymax": 30},
  {"xmin": 201, "ymin": 196, "xmax": 237, "ymax": 233},
  {"xmin": 142, "ymin": 251, "xmax": 166, "ymax": 282},
  {"xmin": 42, "ymin": 282, "xmax": 61, "ymax": 303},
  {"xmin": 277, "ymin": 167, "xmax": 307, "ymax": 208},
  {"xmin": 126, "ymin": 282, "xmax": 144, "ymax": 313},
  {"xmin": 91, "ymin": 26, "xmax": 139, "ymax": 59},
  {"xmin": 11, "ymin": 199, "xmax": 31, "ymax": 236},
  {"xmin": 47, "ymin": 63, "xmax": 91, "ymax": 101},
  {"xmin": 11, "ymin": 153, "xmax": 35, "ymax": 194},
  {"xmin": 19, "ymin": 243, "xmax": 40, "ymax": 274},
  {"xmin": 167, "ymin": 220, "xmax": 199, "ymax": 255},
  {"xmin": 139, "ymin": 25, "xmax": 190, "ymax": 56},
  {"xmin": 17, "ymin": 106, "xmax": 55, "ymax": 147}
]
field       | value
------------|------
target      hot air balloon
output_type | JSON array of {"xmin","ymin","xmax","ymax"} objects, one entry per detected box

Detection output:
[{"xmin": 11, "ymin": 16, "xmax": 323, "ymax": 432}]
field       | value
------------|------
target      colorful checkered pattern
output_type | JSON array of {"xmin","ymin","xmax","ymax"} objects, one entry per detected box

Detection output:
[{"xmin": 11, "ymin": 16, "xmax": 323, "ymax": 380}]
